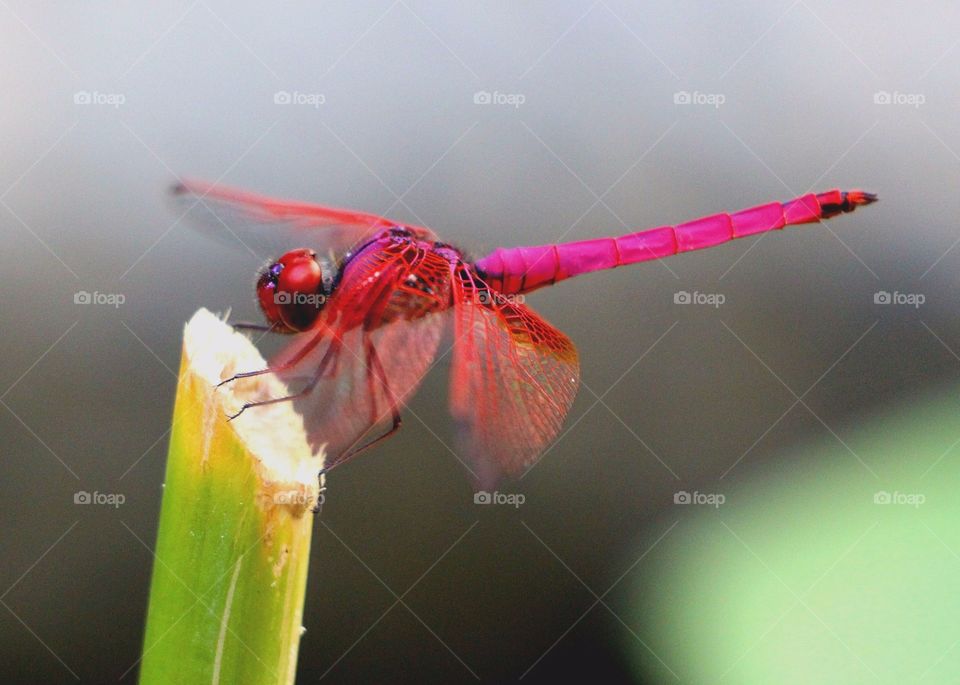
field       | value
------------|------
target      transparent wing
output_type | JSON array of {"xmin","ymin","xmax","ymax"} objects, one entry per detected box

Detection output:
[
  {"xmin": 172, "ymin": 179, "xmax": 434, "ymax": 258},
  {"xmin": 449, "ymin": 265, "xmax": 580, "ymax": 489},
  {"xmin": 270, "ymin": 242, "xmax": 453, "ymax": 462}
]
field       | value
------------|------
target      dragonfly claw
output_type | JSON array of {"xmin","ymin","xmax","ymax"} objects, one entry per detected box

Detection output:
[{"xmin": 226, "ymin": 405, "xmax": 247, "ymax": 421}]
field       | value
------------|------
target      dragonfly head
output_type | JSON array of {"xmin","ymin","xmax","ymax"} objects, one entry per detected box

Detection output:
[{"xmin": 256, "ymin": 248, "xmax": 332, "ymax": 333}]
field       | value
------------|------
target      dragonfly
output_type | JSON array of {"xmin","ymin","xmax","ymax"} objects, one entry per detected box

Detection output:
[{"xmin": 176, "ymin": 180, "xmax": 876, "ymax": 489}]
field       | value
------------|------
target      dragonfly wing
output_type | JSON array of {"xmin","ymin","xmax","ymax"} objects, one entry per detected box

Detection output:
[
  {"xmin": 450, "ymin": 265, "xmax": 580, "ymax": 489},
  {"xmin": 172, "ymin": 179, "xmax": 434, "ymax": 258},
  {"xmin": 269, "ymin": 243, "xmax": 452, "ymax": 463}
]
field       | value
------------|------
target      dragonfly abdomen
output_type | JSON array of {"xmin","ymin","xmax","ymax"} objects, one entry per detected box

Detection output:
[{"xmin": 474, "ymin": 190, "xmax": 876, "ymax": 295}]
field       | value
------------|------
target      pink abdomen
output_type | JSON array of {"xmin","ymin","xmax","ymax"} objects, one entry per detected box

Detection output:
[{"xmin": 474, "ymin": 190, "xmax": 875, "ymax": 295}]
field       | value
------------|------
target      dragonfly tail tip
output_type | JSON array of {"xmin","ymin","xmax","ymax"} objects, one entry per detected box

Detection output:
[
  {"xmin": 820, "ymin": 189, "xmax": 877, "ymax": 219},
  {"xmin": 847, "ymin": 189, "xmax": 878, "ymax": 206}
]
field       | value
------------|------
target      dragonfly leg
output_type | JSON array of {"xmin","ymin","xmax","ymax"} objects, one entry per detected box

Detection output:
[
  {"xmin": 337, "ymin": 410, "xmax": 403, "ymax": 463},
  {"xmin": 226, "ymin": 379, "xmax": 310, "ymax": 420},
  {"xmin": 218, "ymin": 367, "xmax": 280, "ymax": 388},
  {"xmin": 217, "ymin": 326, "xmax": 328, "ymax": 388},
  {"xmin": 229, "ymin": 321, "xmax": 277, "ymax": 333},
  {"xmin": 227, "ymin": 341, "xmax": 339, "ymax": 420},
  {"xmin": 311, "ymin": 481, "xmax": 327, "ymax": 515},
  {"xmin": 317, "ymin": 337, "xmax": 403, "ymax": 475}
]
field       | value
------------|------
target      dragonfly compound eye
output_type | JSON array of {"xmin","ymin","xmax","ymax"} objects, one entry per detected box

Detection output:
[{"xmin": 256, "ymin": 248, "xmax": 328, "ymax": 333}]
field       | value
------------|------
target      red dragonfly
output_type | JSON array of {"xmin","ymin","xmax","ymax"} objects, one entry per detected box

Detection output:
[{"xmin": 176, "ymin": 181, "xmax": 876, "ymax": 488}]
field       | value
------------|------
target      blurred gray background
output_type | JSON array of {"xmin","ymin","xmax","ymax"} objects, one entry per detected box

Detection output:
[{"xmin": 1, "ymin": 1, "xmax": 958, "ymax": 683}]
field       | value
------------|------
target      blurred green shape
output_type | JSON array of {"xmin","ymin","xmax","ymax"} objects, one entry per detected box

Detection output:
[{"xmin": 631, "ymin": 387, "xmax": 960, "ymax": 684}]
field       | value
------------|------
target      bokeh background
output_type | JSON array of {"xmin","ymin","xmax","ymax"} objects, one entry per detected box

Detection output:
[{"xmin": 2, "ymin": 2, "xmax": 959, "ymax": 683}]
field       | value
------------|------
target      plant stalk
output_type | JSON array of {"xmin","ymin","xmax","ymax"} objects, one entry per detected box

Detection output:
[{"xmin": 139, "ymin": 308, "xmax": 324, "ymax": 685}]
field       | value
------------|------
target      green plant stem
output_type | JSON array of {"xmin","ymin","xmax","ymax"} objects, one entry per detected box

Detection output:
[{"xmin": 139, "ymin": 309, "xmax": 324, "ymax": 685}]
